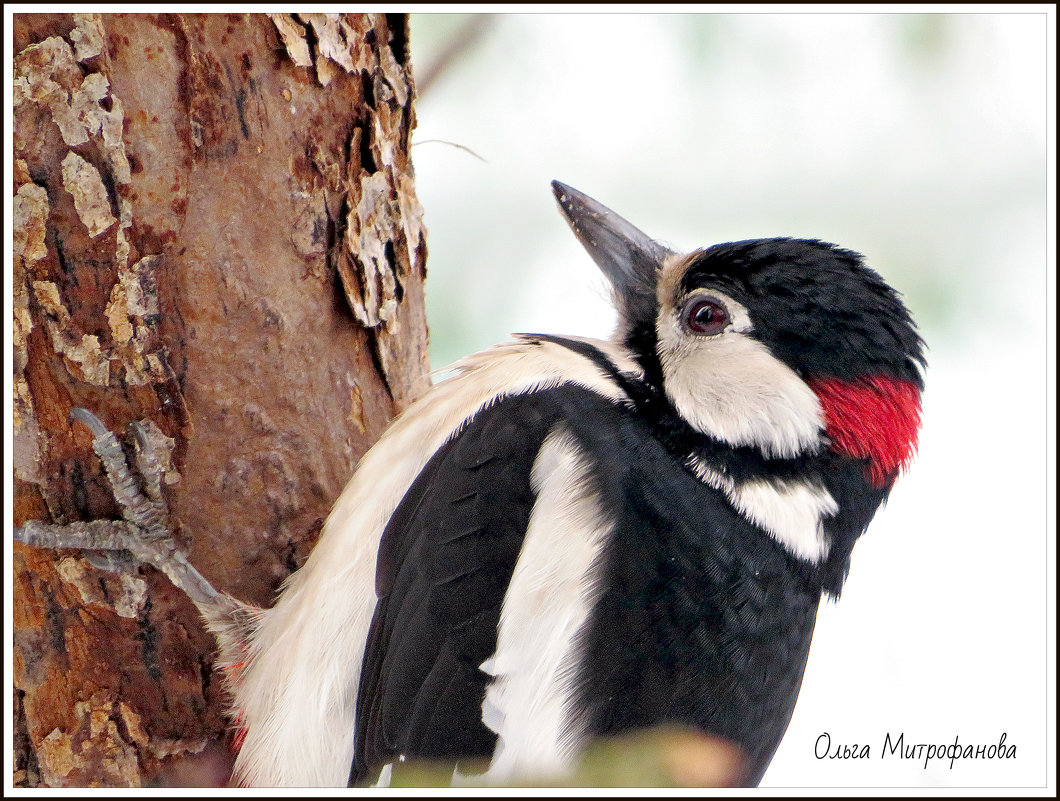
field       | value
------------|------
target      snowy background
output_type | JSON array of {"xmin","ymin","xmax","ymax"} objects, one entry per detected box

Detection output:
[{"xmin": 407, "ymin": 11, "xmax": 1053, "ymax": 789}]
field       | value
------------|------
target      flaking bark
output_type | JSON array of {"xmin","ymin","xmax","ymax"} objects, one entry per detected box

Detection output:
[{"xmin": 12, "ymin": 12, "xmax": 429, "ymax": 787}]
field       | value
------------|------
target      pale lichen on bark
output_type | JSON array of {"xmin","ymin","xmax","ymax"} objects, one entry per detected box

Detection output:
[
  {"xmin": 12, "ymin": 17, "xmax": 198, "ymax": 787},
  {"xmin": 55, "ymin": 557, "xmax": 148, "ymax": 619},
  {"xmin": 271, "ymin": 13, "xmax": 373, "ymax": 87},
  {"xmin": 14, "ymin": 36, "xmax": 91, "ymax": 146},
  {"xmin": 268, "ymin": 13, "xmax": 313, "ymax": 68},
  {"xmin": 60, "ymin": 151, "xmax": 117, "ymax": 238},
  {"xmin": 14, "ymin": 22, "xmax": 167, "ymax": 393},
  {"xmin": 14, "ymin": 32, "xmax": 133, "ymax": 201},
  {"xmin": 35, "ymin": 694, "xmax": 144, "ymax": 788},
  {"xmin": 13, "ymin": 182, "xmax": 50, "ymax": 265},
  {"xmin": 347, "ymin": 380, "xmax": 367, "ymax": 434},
  {"xmin": 30, "ymin": 280, "xmax": 111, "ymax": 386},
  {"xmin": 13, "ymin": 187, "xmax": 46, "ymax": 367},
  {"xmin": 12, "ymin": 182, "xmax": 45, "ymax": 482},
  {"xmin": 269, "ymin": 13, "xmax": 429, "ymax": 406},
  {"xmin": 14, "ymin": 13, "xmax": 430, "ymax": 786},
  {"xmin": 104, "ymin": 255, "xmax": 170, "ymax": 386},
  {"xmin": 69, "ymin": 13, "xmax": 106, "ymax": 62}
]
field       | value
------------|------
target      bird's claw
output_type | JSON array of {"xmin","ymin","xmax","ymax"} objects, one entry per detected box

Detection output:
[
  {"xmin": 68, "ymin": 406, "xmax": 111, "ymax": 438},
  {"xmin": 66, "ymin": 408, "xmax": 173, "ymax": 541},
  {"xmin": 82, "ymin": 549, "xmax": 139, "ymax": 574},
  {"xmin": 16, "ymin": 408, "xmax": 220, "ymax": 608}
]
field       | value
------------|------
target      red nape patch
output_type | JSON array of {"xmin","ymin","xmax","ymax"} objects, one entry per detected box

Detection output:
[{"xmin": 808, "ymin": 375, "xmax": 922, "ymax": 488}]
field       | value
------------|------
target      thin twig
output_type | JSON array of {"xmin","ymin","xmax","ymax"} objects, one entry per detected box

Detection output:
[{"xmin": 412, "ymin": 139, "xmax": 488, "ymax": 163}]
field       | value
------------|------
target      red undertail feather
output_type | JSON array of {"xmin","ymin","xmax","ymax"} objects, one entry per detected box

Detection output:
[
  {"xmin": 808, "ymin": 375, "xmax": 922, "ymax": 488},
  {"xmin": 220, "ymin": 656, "xmax": 249, "ymax": 754}
]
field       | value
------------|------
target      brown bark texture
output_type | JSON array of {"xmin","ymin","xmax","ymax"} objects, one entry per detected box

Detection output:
[{"xmin": 12, "ymin": 12, "xmax": 429, "ymax": 787}]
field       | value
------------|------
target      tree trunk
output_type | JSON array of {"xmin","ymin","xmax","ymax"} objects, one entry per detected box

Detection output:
[{"xmin": 12, "ymin": 12, "xmax": 429, "ymax": 787}]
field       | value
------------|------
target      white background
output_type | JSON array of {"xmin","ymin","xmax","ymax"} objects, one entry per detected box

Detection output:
[{"xmin": 409, "ymin": 8, "xmax": 1054, "ymax": 790}]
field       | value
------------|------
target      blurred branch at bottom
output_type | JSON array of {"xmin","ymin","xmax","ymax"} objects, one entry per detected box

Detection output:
[{"xmin": 387, "ymin": 725, "xmax": 747, "ymax": 788}]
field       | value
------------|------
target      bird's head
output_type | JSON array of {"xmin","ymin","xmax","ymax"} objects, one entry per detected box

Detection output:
[{"xmin": 552, "ymin": 181, "xmax": 925, "ymax": 494}]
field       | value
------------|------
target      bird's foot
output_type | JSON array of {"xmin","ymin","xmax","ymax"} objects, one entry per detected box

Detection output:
[{"xmin": 14, "ymin": 408, "xmax": 220, "ymax": 609}]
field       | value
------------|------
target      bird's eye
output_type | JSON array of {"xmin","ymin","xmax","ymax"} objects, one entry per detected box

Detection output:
[{"xmin": 683, "ymin": 297, "xmax": 730, "ymax": 335}]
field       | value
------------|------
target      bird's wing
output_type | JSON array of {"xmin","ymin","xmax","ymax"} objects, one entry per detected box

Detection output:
[
  {"xmin": 350, "ymin": 386, "xmax": 580, "ymax": 783},
  {"xmin": 229, "ymin": 336, "xmax": 641, "ymax": 788}
]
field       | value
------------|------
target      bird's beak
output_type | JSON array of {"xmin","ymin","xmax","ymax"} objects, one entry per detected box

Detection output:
[{"xmin": 551, "ymin": 181, "xmax": 670, "ymax": 326}]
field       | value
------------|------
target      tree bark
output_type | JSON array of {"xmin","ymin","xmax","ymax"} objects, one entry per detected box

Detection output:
[{"xmin": 12, "ymin": 12, "xmax": 429, "ymax": 787}]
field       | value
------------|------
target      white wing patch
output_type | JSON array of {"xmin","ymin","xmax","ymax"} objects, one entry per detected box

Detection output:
[
  {"xmin": 230, "ymin": 338, "xmax": 639, "ymax": 787},
  {"xmin": 688, "ymin": 458, "xmax": 837, "ymax": 563},
  {"xmin": 469, "ymin": 428, "xmax": 610, "ymax": 784}
]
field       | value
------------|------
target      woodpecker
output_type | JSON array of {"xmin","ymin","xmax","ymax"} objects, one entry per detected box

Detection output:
[{"xmin": 17, "ymin": 182, "xmax": 924, "ymax": 788}]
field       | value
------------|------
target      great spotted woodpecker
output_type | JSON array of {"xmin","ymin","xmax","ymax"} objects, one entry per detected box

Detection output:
[{"xmin": 16, "ymin": 182, "xmax": 925, "ymax": 787}]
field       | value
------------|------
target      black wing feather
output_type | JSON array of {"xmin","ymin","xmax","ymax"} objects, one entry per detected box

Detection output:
[{"xmin": 350, "ymin": 390, "xmax": 572, "ymax": 784}]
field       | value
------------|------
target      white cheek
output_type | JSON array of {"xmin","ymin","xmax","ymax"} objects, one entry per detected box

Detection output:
[{"xmin": 657, "ymin": 316, "xmax": 824, "ymax": 459}]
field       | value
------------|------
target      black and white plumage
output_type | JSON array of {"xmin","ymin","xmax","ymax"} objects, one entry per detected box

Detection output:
[
  {"xmin": 18, "ymin": 181, "xmax": 925, "ymax": 787},
  {"xmin": 223, "ymin": 182, "xmax": 925, "ymax": 787}
]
